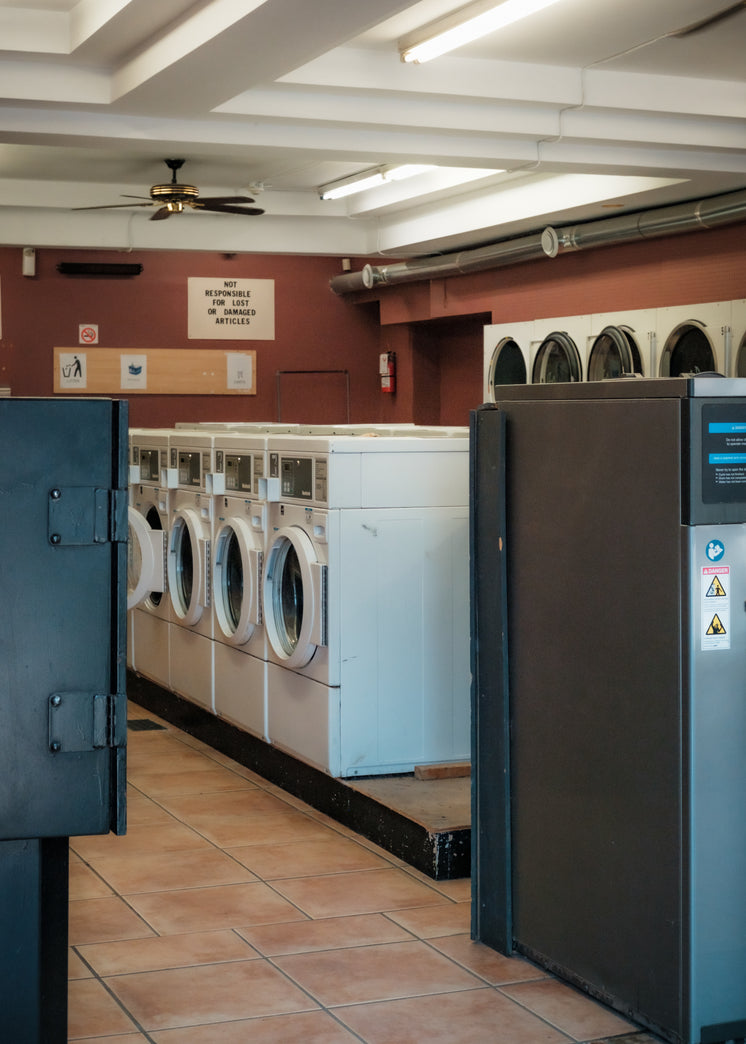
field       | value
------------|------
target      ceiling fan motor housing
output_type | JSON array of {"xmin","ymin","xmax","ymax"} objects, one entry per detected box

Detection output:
[{"xmin": 150, "ymin": 182, "xmax": 199, "ymax": 203}]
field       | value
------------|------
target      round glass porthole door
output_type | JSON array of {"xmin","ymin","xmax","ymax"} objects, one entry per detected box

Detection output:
[
  {"xmin": 735, "ymin": 332, "xmax": 746, "ymax": 377},
  {"xmin": 127, "ymin": 507, "xmax": 165, "ymax": 611},
  {"xmin": 213, "ymin": 517, "xmax": 262, "ymax": 645},
  {"xmin": 532, "ymin": 331, "xmax": 582, "ymax": 383},
  {"xmin": 659, "ymin": 321, "xmax": 716, "ymax": 376},
  {"xmin": 263, "ymin": 525, "xmax": 320, "ymax": 669},
  {"xmin": 167, "ymin": 508, "xmax": 206, "ymax": 625},
  {"xmin": 487, "ymin": 337, "xmax": 527, "ymax": 397},
  {"xmin": 587, "ymin": 325, "xmax": 643, "ymax": 381}
]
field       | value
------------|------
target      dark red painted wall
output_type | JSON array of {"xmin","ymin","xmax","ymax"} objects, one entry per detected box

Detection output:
[
  {"xmin": 0, "ymin": 247, "xmax": 385, "ymax": 427},
  {"xmin": 1, "ymin": 224, "xmax": 744, "ymax": 429}
]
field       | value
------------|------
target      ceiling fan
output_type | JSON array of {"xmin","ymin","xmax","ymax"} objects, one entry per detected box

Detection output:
[{"xmin": 74, "ymin": 158, "xmax": 264, "ymax": 220}]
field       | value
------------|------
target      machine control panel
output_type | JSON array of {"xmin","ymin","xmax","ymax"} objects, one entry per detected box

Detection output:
[{"xmin": 224, "ymin": 452, "xmax": 252, "ymax": 493}]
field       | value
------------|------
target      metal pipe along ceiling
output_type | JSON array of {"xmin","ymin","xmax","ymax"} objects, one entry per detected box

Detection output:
[{"xmin": 328, "ymin": 187, "xmax": 746, "ymax": 295}]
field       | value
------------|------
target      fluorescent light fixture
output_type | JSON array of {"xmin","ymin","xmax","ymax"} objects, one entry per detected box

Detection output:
[
  {"xmin": 319, "ymin": 165, "xmax": 434, "ymax": 200},
  {"xmin": 400, "ymin": 0, "xmax": 564, "ymax": 64}
]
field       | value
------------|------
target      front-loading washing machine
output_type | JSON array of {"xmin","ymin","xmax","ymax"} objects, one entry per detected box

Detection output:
[
  {"xmin": 127, "ymin": 427, "xmax": 175, "ymax": 689},
  {"xmin": 730, "ymin": 299, "xmax": 746, "ymax": 376},
  {"xmin": 211, "ymin": 430, "xmax": 270, "ymax": 739},
  {"xmin": 587, "ymin": 309, "xmax": 654, "ymax": 380},
  {"xmin": 261, "ymin": 431, "xmax": 471, "ymax": 777},
  {"xmin": 530, "ymin": 313, "xmax": 593, "ymax": 383},
  {"xmin": 167, "ymin": 429, "xmax": 218, "ymax": 713},
  {"xmin": 656, "ymin": 299, "xmax": 732, "ymax": 376},
  {"xmin": 483, "ymin": 321, "xmax": 535, "ymax": 399}
]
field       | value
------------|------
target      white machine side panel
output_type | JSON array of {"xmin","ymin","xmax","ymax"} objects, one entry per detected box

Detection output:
[
  {"xmin": 213, "ymin": 644, "xmax": 267, "ymax": 740},
  {"xmin": 338, "ymin": 507, "xmax": 470, "ymax": 775},
  {"xmin": 359, "ymin": 450, "xmax": 468, "ymax": 509},
  {"xmin": 131, "ymin": 612, "xmax": 171, "ymax": 690}
]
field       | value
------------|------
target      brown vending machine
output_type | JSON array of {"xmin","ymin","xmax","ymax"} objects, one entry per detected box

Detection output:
[
  {"xmin": 471, "ymin": 377, "xmax": 746, "ymax": 1044},
  {"xmin": 0, "ymin": 398, "xmax": 128, "ymax": 1042}
]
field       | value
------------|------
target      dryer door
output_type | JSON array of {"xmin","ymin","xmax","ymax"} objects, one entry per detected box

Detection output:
[
  {"xmin": 587, "ymin": 325, "xmax": 643, "ymax": 381},
  {"xmin": 127, "ymin": 506, "xmax": 166, "ymax": 611},
  {"xmin": 167, "ymin": 507, "xmax": 210, "ymax": 625},
  {"xmin": 488, "ymin": 336, "xmax": 527, "ymax": 395},
  {"xmin": 660, "ymin": 321, "xmax": 716, "ymax": 376},
  {"xmin": 263, "ymin": 524, "xmax": 326, "ymax": 668},
  {"xmin": 213, "ymin": 516, "xmax": 263, "ymax": 645},
  {"xmin": 532, "ymin": 332, "xmax": 582, "ymax": 383}
]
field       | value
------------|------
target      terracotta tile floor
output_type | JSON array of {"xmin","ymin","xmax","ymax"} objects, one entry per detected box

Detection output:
[{"xmin": 67, "ymin": 707, "xmax": 663, "ymax": 1043}]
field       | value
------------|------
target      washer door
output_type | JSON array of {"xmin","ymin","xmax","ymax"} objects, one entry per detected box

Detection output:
[
  {"xmin": 127, "ymin": 506, "xmax": 166, "ymax": 611},
  {"xmin": 532, "ymin": 332, "xmax": 582, "ymax": 383},
  {"xmin": 213, "ymin": 517, "xmax": 263, "ymax": 645},
  {"xmin": 587, "ymin": 325, "xmax": 643, "ymax": 381},
  {"xmin": 660, "ymin": 320, "xmax": 717, "ymax": 376},
  {"xmin": 167, "ymin": 507, "xmax": 209, "ymax": 625},
  {"xmin": 263, "ymin": 525, "xmax": 327, "ymax": 668},
  {"xmin": 488, "ymin": 336, "xmax": 527, "ymax": 396}
]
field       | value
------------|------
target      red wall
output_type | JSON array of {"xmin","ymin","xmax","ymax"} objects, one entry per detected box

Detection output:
[
  {"xmin": 0, "ymin": 248, "xmax": 385, "ymax": 427},
  {"xmin": 1, "ymin": 224, "xmax": 744, "ymax": 429}
]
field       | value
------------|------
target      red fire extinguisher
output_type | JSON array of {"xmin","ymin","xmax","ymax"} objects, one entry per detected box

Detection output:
[{"xmin": 379, "ymin": 350, "xmax": 396, "ymax": 393}]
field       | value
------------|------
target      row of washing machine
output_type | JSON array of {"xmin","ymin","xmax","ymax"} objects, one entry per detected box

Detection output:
[
  {"xmin": 127, "ymin": 422, "xmax": 471, "ymax": 778},
  {"xmin": 484, "ymin": 298, "xmax": 746, "ymax": 397}
]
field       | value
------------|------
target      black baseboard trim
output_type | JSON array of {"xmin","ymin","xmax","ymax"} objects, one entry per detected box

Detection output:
[{"xmin": 126, "ymin": 671, "xmax": 470, "ymax": 881}]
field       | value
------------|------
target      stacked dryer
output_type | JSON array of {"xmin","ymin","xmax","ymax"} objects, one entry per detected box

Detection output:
[
  {"xmin": 127, "ymin": 428, "xmax": 174, "ymax": 690},
  {"xmin": 587, "ymin": 308, "xmax": 653, "ymax": 380},
  {"xmin": 657, "ymin": 299, "xmax": 732, "ymax": 377},
  {"xmin": 260, "ymin": 430, "xmax": 471, "ymax": 777}
]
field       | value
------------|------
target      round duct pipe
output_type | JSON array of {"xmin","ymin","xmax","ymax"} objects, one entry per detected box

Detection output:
[
  {"xmin": 329, "ymin": 228, "xmax": 558, "ymax": 295},
  {"xmin": 329, "ymin": 188, "xmax": 746, "ymax": 295}
]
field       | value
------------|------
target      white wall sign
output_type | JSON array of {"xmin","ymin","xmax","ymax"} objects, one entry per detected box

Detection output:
[
  {"xmin": 59, "ymin": 352, "xmax": 87, "ymax": 389},
  {"xmin": 120, "ymin": 353, "xmax": 147, "ymax": 390},
  {"xmin": 188, "ymin": 278, "xmax": 274, "ymax": 340},
  {"xmin": 226, "ymin": 352, "xmax": 253, "ymax": 390}
]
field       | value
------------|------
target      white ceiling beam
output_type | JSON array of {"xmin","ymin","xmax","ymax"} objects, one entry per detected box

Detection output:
[
  {"xmin": 110, "ymin": 0, "xmax": 420, "ymax": 114},
  {"xmin": 0, "ymin": 9, "xmax": 69, "ymax": 54}
]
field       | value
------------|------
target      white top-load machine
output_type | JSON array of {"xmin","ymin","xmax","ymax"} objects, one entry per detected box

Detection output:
[{"xmin": 261, "ymin": 430, "xmax": 470, "ymax": 777}]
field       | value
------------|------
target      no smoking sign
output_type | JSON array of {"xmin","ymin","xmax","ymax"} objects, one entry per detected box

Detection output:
[{"xmin": 79, "ymin": 324, "xmax": 99, "ymax": 345}]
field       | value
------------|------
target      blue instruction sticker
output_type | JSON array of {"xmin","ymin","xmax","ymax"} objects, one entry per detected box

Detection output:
[{"xmin": 705, "ymin": 540, "xmax": 725, "ymax": 563}]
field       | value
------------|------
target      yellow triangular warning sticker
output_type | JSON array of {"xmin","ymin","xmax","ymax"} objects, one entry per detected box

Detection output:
[
  {"xmin": 706, "ymin": 576, "xmax": 727, "ymax": 597},
  {"xmin": 706, "ymin": 614, "xmax": 727, "ymax": 635}
]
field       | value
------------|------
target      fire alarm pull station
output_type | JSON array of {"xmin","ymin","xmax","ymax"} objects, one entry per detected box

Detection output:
[{"xmin": 380, "ymin": 351, "xmax": 396, "ymax": 393}]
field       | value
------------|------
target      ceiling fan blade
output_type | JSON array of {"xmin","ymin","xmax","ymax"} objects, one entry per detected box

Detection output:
[
  {"xmin": 197, "ymin": 195, "xmax": 257, "ymax": 205},
  {"xmin": 193, "ymin": 202, "xmax": 265, "ymax": 216},
  {"xmin": 120, "ymin": 194, "xmax": 156, "ymax": 201},
  {"xmin": 72, "ymin": 202, "xmax": 155, "ymax": 211},
  {"xmin": 149, "ymin": 207, "xmax": 172, "ymax": 221},
  {"xmin": 670, "ymin": 0, "xmax": 746, "ymax": 36}
]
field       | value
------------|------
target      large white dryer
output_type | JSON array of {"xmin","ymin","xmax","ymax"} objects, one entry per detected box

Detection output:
[
  {"xmin": 211, "ymin": 430, "xmax": 269, "ymax": 739},
  {"xmin": 656, "ymin": 299, "xmax": 732, "ymax": 376},
  {"xmin": 167, "ymin": 429, "xmax": 218, "ymax": 713},
  {"xmin": 483, "ymin": 321, "xmax": 535, "ymax": 399},
  {"xmin": 261, "ymin": 431, "xmax": 471, "ymax": 777},
  {"xmin": 587, "ymin": 309, "xmax": 654, "ymax": 380},
  {"xmin": 127, "ymin": 428, "xmax": 174, "ymax": 689},
  {"xmin": 530, "ymin": 313, "xmax": 592, "ymax": 383}
]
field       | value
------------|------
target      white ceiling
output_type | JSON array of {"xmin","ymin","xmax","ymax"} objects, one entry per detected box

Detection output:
[{"xmin": 0, "ymin": 0, "xmax": 744, "ymax": 258}]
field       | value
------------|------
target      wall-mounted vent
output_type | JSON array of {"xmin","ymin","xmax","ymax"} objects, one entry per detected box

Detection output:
[{"xmin": 57, "ymin": 262, "xmax": 143, "ymax": 276}]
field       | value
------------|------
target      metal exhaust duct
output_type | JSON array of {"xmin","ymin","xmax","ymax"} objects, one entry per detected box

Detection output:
[{"xmin": 329, "ymin": 188, "xmax": 746, "ymax": 295}]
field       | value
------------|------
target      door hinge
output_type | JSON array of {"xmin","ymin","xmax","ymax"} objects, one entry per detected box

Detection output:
[
  {"xmin": 48, "ymin": 691, "xmax": 127, "ymax": 753},
  {"xmin": 48, "ymin": 486, "xmax": 128, "ymax": 546}
]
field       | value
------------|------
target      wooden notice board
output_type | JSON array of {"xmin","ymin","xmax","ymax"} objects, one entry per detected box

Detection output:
[{"xmin": 53, "ymin": 347, "xmax": 256, "ymax": 395}]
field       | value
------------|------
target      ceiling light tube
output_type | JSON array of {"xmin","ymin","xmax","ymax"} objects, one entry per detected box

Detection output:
[
  {"xmin": 400, "ymin": 0, "xmax": 564, "ymax": 64},
  {"xmin": 319, "ymin": 165, "xmax": 435, "ymax": 201}
]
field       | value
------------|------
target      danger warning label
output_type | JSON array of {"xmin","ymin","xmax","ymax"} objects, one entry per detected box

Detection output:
[{"xmin": 702, "ymin": 565, "xmax": 730, "ymax": 650}]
